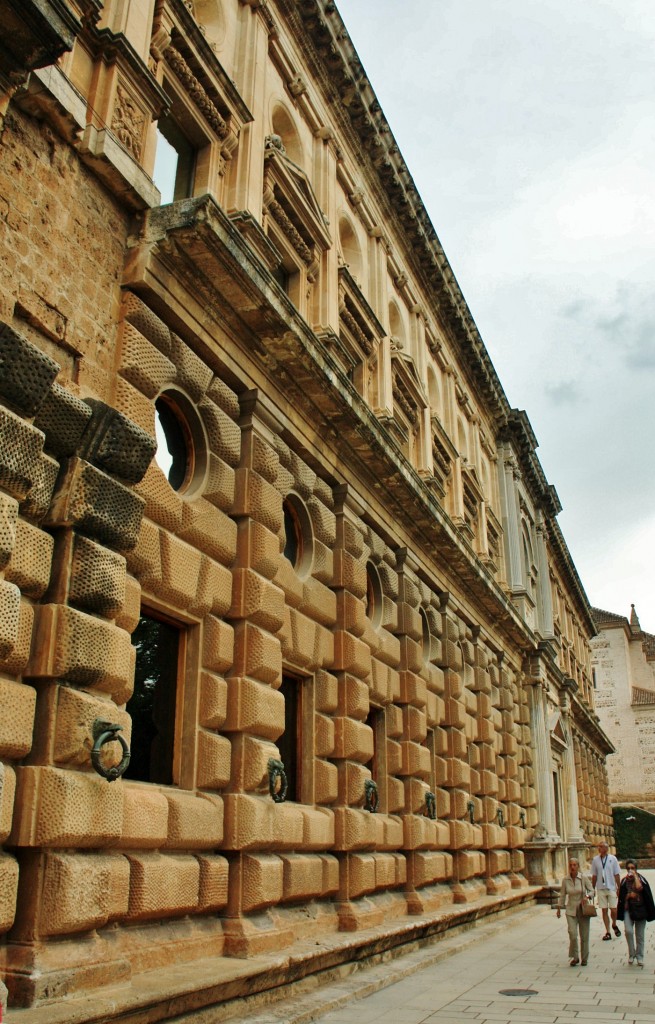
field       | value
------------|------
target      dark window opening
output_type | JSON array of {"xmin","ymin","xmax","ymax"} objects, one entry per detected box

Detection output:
[
  {"xmin": 272, "ymin": 263, "xmax": 290, "ymax": 294},
  {"xmin": 154, "ymin": 114, "xmax": 195, "ymax": 204},
  {"xmin": 283, "ymin": 499, "xmax": 302, "ymax": 568},
  {"xmin": 278, "ymin": 674, "xmax": 301, "ymax": 802},
  {"xmin": 420, "ymin": 608, "xmax": 431, "ymax": 664},
  {"xmin": 125, "ymin": 613, "xmax": 180, "ymax": 785},
  {"xmin": 155, "ymin": 395, "xmax": 193, "ymax": 491},
  {"xmin": 365, "ymin": 562, "xmax": 383, "ymax": 628}
]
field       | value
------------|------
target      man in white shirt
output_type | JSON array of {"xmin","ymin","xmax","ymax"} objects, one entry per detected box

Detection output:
[{"xmin": 591, "ymin": 840, "xmax": 621, "ymax": 939}]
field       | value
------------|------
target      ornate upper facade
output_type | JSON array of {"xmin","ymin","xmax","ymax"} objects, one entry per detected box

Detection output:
[{"xmin": 0, "ymin": 0, "xmax": 613, "ymax": 1017}]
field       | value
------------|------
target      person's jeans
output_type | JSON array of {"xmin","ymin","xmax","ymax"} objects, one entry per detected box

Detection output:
[
  {"xmin": 624, "ymin": 910, "xmax": 646, "ymax": 962},
  {"xmin": 622, "ymin": 913, "xmax": 646, "ymax": 958}
]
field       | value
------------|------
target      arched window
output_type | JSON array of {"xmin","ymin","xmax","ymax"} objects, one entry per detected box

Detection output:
[
  {"xmin": 271, "ymin": 105, "xmax": 304, "ymax": 168},
  {"xmin": 389, "ymin": 301, "xmax": 406, "ymax": 351},
  {"xmin": 338, "ymin": 216, "xmax": 363, "ymax": 284}
]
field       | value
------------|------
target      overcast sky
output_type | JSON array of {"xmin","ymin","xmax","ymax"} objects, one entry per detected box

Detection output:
[{"xmin": 337, "ymin": 0, "xmax": 655, "ymax": 630}]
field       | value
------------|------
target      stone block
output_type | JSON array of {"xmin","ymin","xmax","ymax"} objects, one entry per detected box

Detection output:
[
  {"xmin": 39, "ymin": 851, "xmax": 130, "ymax": 935},
  {"xmin": 199, "ymin": 395, "xmax": 241, "ymax": 466},
  {"xmin": 190, "ymin": 557, "xmax": 233, "ymax": 619},
  {"xmin": 159, "ymin": 532, "xmax": 202, "ymax": 608},
  {"xmin": 125, "ymin": 516, "xmax": 161, "ymax": 581},
  {"xmin": 196, "ymin": 854, "xmax": 229, "ymax": 911},
  {"xmin": 315, "ymin": 713, "xmax": 335, "ymax": 757},
  {"xmin": 222, "ymin": 794, "xmax": 274, "ymax": 849},
  {"xmin": 0, "ymin": 597, "xmax": 36, "ymax": 676},
  {"xmin": 0, "ymin": 580, "xmax": 20, "ymax": 661},
  {"xmin": 456, "ymin": 850, "xmax": 485, "ymax": 880},
  {"xmin": 33, "ymin": 381, "xmax": 93, "ymax": 457},
  {"xmin": 27, "ymin": 604, "xmax": 135, "ymax": 703},
  {"xmin": 0, "ymin": 679, "xmax": 36, "ymax": 759},
  {"xmin": 20, "ymin": 451, "xmax": 59, "ymax": 522},
  {"xmin": 250, "ymin": 433, "xmax": 279, "ymax": 484},
  {"xmin": 306, "ymin": 495, "xmax": 336, "ymax": 546},
  {"xmin": 114, "ymin": 376, "xmax": 155, "ymax": 435},
  {"xmin": 274, "ymin": 557, "xmax": 304, "ymax": 609},
  {"xmin": 116, "ymin": 784, "xmax": 169, "ymax": 849},
  {"xmin": 136, "ymin": 464, "xmax": 184, "ymax": 534},
  {"xmin": 224, "ymin": 676, "xmax": 284, "ymax": 739},
  {"xmin": 164, "ymin": 792, "xmax": 223, "ymax": 849},
  {"xmin": 0, "ymin": 853, "xmax": 19, "ymax": 933},
  {"xmin": 0, "ymin": 407, "xmax": 45, "ymax": 502},
  {"xmin": 241, "ymin": 853, "xmax": 283, "ymax": 912},
  {"xmin": 449, "ymin": 820, "xmax": 474, "ymax": 850},
  {"xmin": 332, "ymin": 549, "xmax": 366, "ymax": 596},
  {"xmin": 315, "ymin": 757, "xmax": 338, "ymax": 805},
  {"xmin": 341, "ymin": 852, "xmax": 375, "ymax": 899},
  {"xmin": 46, "ymin": 459, "xmax": 146, "ymax": 550},
  {"xmin": 301, "ymin": 806, "xmax": 335, "ymax": 848},
  {"xmin": 202, "ymin": 616, "xmax": 235, "ymax": 675},
  {"xmin": 199, "ymin": 672, "xmax": 228, "ymax": 730},
  {"xmin": 398, "ymin": 671, "xmax": 427, "ymax": 707},
  {"xmin": 0, "ymin": 321, "xmax": 59, "ymax": 415},
  {"xmin": 333, "ymin": 807, "xmax": 377, "ymax": 850},
  {"xmin": 234, "ymin": 735, "xmax": 278, "ymax": 792},
  {"xmin": 179, "ymin": 498, "xmax": 237, "ymax": 566},
  {"xmin": 0, "ymin": 493, "xmax": 18, "ymax": 570},
  {"xmin": 5, "ymin": 517, "xmax": 53, "ymax": 598},
  {"xmin": 336, "ymin": 590, "xmax": 365, "ymax": 635},
  {"xmin": 0, "ymin": 765, "xmax": 16, "ymax": 843},
  {"xmin": 165, "ymin": 333, "xmax": 210, "ymax": 401},
  {"xmin": 54, "ymin": 686, "xmax": 132, "ymax": 769},
  {"xmin": 233, "ymin": 469, "xmax": 283, "ymax": 533},
  {"xmin": 333, "ymin": 717, "xmax": 373, "ymax": 761},
  {"xmin": 230, "ymin": 569, "xmax": 285, "ymax": 632},
  {"xmin": 280, "ymin": 852, "xmax": 323, "ymax": 902},
  {"xmin": 69, "ymin": 534, "xmax": 127, "ymax": 618},
  {"xmin": 197, "ymin": 729, "xmax": 231, "ymax": 790},
  {"xmin": 446, "ymin": 728, "xmax": 467, "ymax": 759},
  {"xmin": 400, "ymin": 741, "xmax": 431, "ymax": 778},
  {"xmin": 204, "ymin": 453, "xmax": 236, "ymax": 513},
  {"xmin": 443, "ymin": 758, "xmax": 470, "ymax": 789},
  {"xmin": 123, "ymin": 293, "xmax": 172, "ymax": 355},
  {"xmin": 233, "ymin": 621, "xmax": 281, "ymax": 684},
  {"xmin": 80, "ymin": 399, "xmax": 156, "ymax": 484},
  {"xmin": 125, "ymin": 852, "xmax": 200, "ymax": 920},
  {"xmin": 312, "ymin": 539, "xmax": 334, "ymax": 585},
  {"xmin": 115, "ymin": 573, "xmax": 141, "ymax": 633},
  {"xmin": 238, "ymin": 519, "xmax": 279, "ymax": 579},
  {"xmin": 333, "ymin": 631, "xmax": 371, "ymax": 677},
  {"xmin": 118, "ymin": 321, "xmax": 176, "ymax": 397},
  {"xmin": 205, "ymin": 376, "xmax": 239, "ymax": 420},
  {"xmin": 11, "ymin": 766, "xmax": 123, "ymax": 847},
  {"xmin": 315, "ymin": 670, "xmax": 338, "ymax": 714}
]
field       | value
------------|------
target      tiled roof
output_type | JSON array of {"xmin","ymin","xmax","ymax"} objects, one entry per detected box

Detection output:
[
  {"xmin": 632, "ymin": 686, "xmax": 655, "ymax": 706},
  {"xmin": 591, "ymin": 607, "xmax": 627, "ymax": 627}
]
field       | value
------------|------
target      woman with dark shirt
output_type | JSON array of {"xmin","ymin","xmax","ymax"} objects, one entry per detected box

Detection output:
[{"xmin": 617, "ymin": 859, "xmax": 655, "ymax": 967}]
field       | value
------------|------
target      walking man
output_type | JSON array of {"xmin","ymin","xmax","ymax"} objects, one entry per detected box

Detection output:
[{"xmin": 591, "ymin": 840, "xmax": 621, "ymax": 940}]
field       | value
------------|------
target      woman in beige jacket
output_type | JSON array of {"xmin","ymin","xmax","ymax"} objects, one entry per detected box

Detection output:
[{"xmin": 557, "ymin": 858, "xmax": 595, "ymax": 966}]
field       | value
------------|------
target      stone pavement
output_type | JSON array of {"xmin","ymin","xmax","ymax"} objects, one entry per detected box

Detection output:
[{"xmin": 248, "ymin": 871, "xmax": 655, "ymax": 1024}]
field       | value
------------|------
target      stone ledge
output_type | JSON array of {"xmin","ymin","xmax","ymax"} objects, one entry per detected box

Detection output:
[{"xmin": 6, "ymin": 886, "xmax": 541, "ymax": 1024}]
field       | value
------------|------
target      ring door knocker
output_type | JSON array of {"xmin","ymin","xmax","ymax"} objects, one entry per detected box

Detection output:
[
  {"xmin": 467, "ymin": 799, "xmax": 475, "ymax": 824},
  {"xmin": 497, "ymin": 807, "xmax": 505, "ymax": 828},
  {"xmin": 364, "ymin": 778, "xmax": 379, "ymax": 813},
  {"xmin": 267, "ymin": 758, "xmax": 288, "ymax": 803},
  {"xmin": 424, "ymin": 791, "xmax": 437, "ymax": 820},
  {"xmin": 91, "ymin": 719, "xmax": 131, "ymax": 782}
]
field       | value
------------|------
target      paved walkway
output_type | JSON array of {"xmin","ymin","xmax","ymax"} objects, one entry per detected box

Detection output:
[{"xmin": 249, "ymin": 871, "xmax": 655, "ymax": 1024}]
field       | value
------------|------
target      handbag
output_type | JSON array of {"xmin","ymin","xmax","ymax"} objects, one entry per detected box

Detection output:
[{"xmin": 580, "ymin": 897, "xmax": 597, "ymax": 917}]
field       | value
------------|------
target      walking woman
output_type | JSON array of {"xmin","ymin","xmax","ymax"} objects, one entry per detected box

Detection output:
[
  {"xmin": 617, "ymin": 859, "xmax": 655, "ymax": 967},
  {"xmin": 557, "ymin": 857, "xmax": 595, "ymax": 966}
]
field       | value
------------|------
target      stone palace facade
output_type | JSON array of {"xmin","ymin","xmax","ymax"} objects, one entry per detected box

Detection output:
[{"xmin": 0, "ymin": 0, "xmax": 613, "ymax": 1017}]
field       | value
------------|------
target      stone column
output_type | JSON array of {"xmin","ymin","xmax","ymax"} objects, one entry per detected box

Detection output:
[
  {"xmin": 535, "ymin": 513, "xmax": 555, "ymax": 638},
  {"xmin": 226, "ymin": 0, "xmax": 270, "ymax": 216},
  {"xmin": 497, "ymin": 445, "xmax": 523, "ymax": 590},
  {"xmin": 559, "ymin": 684, "xmax": 584, "ymax": 844}
]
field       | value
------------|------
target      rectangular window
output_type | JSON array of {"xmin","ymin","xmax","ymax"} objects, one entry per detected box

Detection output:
[
  {"xmin": 153, "ymin": 114, "xmax": 196, "ymax": 204},
  {"xmin": 125, "ymin": 612, "xmax": 181, "ymax": 785},
  {"xmin": 278, "ymin": 674, "xmax": 301, "ymax": 803}
]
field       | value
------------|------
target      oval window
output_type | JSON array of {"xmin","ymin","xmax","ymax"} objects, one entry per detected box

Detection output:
[
  {"xmin": 365, "ymin": 562, "xmax": 383, "ymax": 629},
  {"xmin": 282, "ymin": 495, "xmax": 313, "ymax": 578},
  {"xmin": 154, "ymin": 390, "xmax": 206, "ymax": 495}
]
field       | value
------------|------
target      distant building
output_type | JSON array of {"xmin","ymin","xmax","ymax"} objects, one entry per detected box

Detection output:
[{"xmin": 591, "ymin": 607, "xmax": 655, "ymax": 806}]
